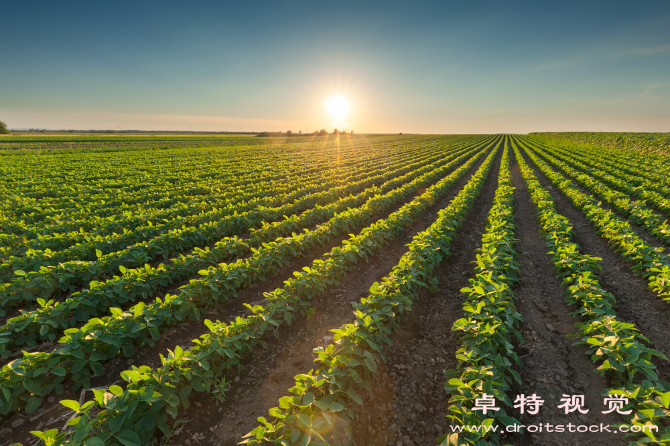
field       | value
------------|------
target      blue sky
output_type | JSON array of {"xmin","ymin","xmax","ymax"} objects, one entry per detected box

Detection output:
[{"xmin": 1, "ymin": 1, "xmax": 669, "ymax": 133}]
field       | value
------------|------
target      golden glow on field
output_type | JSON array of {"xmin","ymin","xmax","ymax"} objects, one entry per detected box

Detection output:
[{"xmin": 325, "ymin": 95, "xmax": 351, "ymax": 121}]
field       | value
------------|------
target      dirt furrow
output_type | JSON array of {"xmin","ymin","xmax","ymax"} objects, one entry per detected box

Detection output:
[
  {"xmin": 529, "ymin": 143, "xmax": 667, "ymax": 252},
  {"xmin": 508, "ymin": 152, "xmax": 623, "ymax": 446},
  {"xmin": 517, "ymin": 147, "xmax": 670, "ymax": 384}
]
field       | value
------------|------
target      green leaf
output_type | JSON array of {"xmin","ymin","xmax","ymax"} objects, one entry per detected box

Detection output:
[
  {"xmin": 279, "ymin": 396, "xmax": 292, "ymax": 409},
  {"xmin": 51, "ymin": 366, "xmax": 67, "ymax": 376},
  {"xmin": 60, "ymin": 399, "xmax": 81, "ymax": 412},
  {"xmin": 330, "ymin": 402, "xmax": 344, "ymax": 412},
  {"xmin": 364, "ymin": 357, "xmax": 377, "ymax": 373},
  {"xmin": 26, "ymin": 396, "xmax": 42, "ymax": 413},
  {"xmin": 85, "ymin": 437, "xmax": 106, "ymax": 446},
  {"xmin": 115, "ymin": 430, "xmax": 142, "ymax": 446},
  {"xmin": 109, "ymin": 414, "xmax": 126, "ymax": 433},
  {"xmin": 346, "ymin": 388, "xmax": 362, "ymax": 405},
  {"xmin": 91, "ymin": 361, "xmax": 103, "ymax": 376},
  {"xmin": 662, "ymin": 391, "xmax": 670, "ymax": 409},
  {"xmin": 166, "ymin": 394, "xmax": 180, "ymax": 407},
  {"xmin": 109, "ymin": 385, "xmax": 124, "ymax": 396},
  {"xmin": 180, "ymin": 386, "xmax": 192, "ymax": 408},
  {"xmin": 296, "ymin": 414, "xmax": 311, "ymax": 427},
  {"xmin": 30, "ymin": 429, "xmax": 58, "ymax": 442},
  {"xmin": 137, "ymin": 415, "xmax": 155, "ymax": 431}
]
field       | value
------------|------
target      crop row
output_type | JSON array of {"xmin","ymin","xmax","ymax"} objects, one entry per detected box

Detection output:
[
  {"xmin": 545, "ymin": 143, "xmax": 670, "ymax": 201},
  {"xmin": 512, "ymin": 137, "xmax": 670, "ymax": 443},
  {"xmin": 529, "ymin": 135, "xmax": 664, "ymax": 179},
  {"xmin": 0, "ymin": 139, "xmax": 498, "ymax": 427},
  {"xmin": 524, "ymin": 141, "xmax": 670, "ymax": 247},
  {"xmin": 2, "ymin": 135, "xmax": 421, "ymax": 200},
  {"xmin": 0, "ymin": 139, "xmax": 487, "ymax": 317},
  {"xmin": 27, "ymin": 138, "xmax": 502, "ymax": 446},
  {"xmin": 533, "ymin": 132, "xmax": 670, "ymax": 157},
  {"xmin": 2, "ymin": 136, "xmax": 436, "ymax": 223},
  {"xmin": 552, "ymin": 137, "xmax": 670, "ymax": 178},
  {"xmin": 2, "ymin": 138, "xmax": 442, "ymax": 250},
  {"xmin": 0, "ymin": 139, "xmax": 444, "ymax": 265},
  {"xmin": 0, "ymin": 140, "xmax": 489, "ymax": 356},
  {"xmin": 239, "ymin": 142, "xmax": 501, "ymax": 445},
  {"xmin": 1, "ymin": 137, "xmax": 332, "ymax": 203},
  {"xmin": 441, "ymin": 142, "xmax": 523, "ymax": 445},
  {"xmin": 0, "ymin": 139, "xmax": 480, "ymax": 308},
  {"xmin": 516, "ymin": 137, "xmax": 670, "ymax": 304}
]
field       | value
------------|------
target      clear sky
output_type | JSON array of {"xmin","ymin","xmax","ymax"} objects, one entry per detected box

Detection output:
[{"xmin": 1, "ymin": 1, "xmax": 669, "ymax": 133}]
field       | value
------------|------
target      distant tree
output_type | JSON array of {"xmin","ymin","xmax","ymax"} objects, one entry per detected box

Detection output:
[
  {"xmin": 298, "ymin": 130, "xmax": 302, "ymax": 134},
  {"xmin": 0, "ymin": 120, "xmax": 10, "ymax": 134},
  {"xmin": 286, "ymin": 130, "xmax": 292, "ymax": 135},
  {"xmin": 351, "ymin": 130, "xmax": 354, "ymax": 135},
  {"xmin": 399, "ymin": 132, "xmax": 403, "ymax": 135},
  {"xmin": 332, "ymin": 128, "xmax": 340, "ymax": 135},
  {"xmin": 256, "ymin": 132, "xmax": 270, "ymax": 137},
  {"xmin": 318, "ymin": 129, "xmax": 328, "ymax": 136}
]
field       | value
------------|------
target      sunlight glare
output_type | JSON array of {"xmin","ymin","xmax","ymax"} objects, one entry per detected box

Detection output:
[{"xmin": 325, "ymin": 95, "xmax": 351, "ymax": 121}]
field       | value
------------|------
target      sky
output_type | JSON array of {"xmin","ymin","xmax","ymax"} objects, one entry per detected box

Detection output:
[{"xmin": 1, "ymin": 1, "xmax": 669, "ymax": 133}]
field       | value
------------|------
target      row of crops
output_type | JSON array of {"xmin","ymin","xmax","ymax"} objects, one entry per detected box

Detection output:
[
  {"xmin": 0, "ymin": 135, "xmax": 277, "ymax": 154},
  {"xmin": 1, "ymin": 133, "xmax": 670, "ymax": 445},
  {"xmin": 533, "ymin": 132, "xmax": 670, "ymax": 157}
]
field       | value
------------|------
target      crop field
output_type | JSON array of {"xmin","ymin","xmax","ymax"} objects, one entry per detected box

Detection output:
[
  {"xmin": 1, "ymin": 133, "xmax": 670, "ymax": 446},
  {"xmin": 531, "ymin": 132, "xmax": 670, "ymax": 157}
]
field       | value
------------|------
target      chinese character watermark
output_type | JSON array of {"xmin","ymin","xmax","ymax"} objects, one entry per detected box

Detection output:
[
  {"xmin": 557, "ymin": 395, "xmax": 589, "ymax": 414},
  {"xmin": 602, "ymin": 395, "xmax": 632, "ymax": 415},
  {"xmin": 513, "ymin": 394, "xmax": 545, "ymax": 415},
  {"xmin": 472, "ymin": 393, "xmax": 500, "ymax": 414}
]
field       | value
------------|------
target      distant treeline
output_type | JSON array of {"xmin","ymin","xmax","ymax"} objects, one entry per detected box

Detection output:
[
  {"xmin": 15, "ymin": 129, "xmax": 260, "ymax": 134},
  {"xmin": 256, "ymin": 129, "xmax": 353, "ymax": 137}
]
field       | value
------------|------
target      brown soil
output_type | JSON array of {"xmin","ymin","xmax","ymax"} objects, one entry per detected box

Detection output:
[
  {"xmin": 508, "ymin": 152, "xmax": 623, "ymax": 446},
  {"xmin": 517, "ymin": 148, "xmax": 670, "ymax": 383}
]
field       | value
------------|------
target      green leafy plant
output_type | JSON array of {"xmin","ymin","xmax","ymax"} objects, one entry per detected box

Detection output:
[
  {"xmin": 212, "ymin": 377, "xmax": 231, "ymax": 402},
  {"xmin": 441, "ymin": 141, "xmax": 523, "ymax": 446}
]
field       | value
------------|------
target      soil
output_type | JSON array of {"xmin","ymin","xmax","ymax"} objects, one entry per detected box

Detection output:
[
  {"xmin": 508, "ymin": 152, "xmax": 622, "ymax": 446},
  {"xmin": 517, "ymin": 148, "xmax": 670, "ymax": 383}
]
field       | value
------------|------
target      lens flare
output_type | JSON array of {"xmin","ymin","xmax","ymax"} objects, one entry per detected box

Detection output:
[{"xmin": 325, "ymin": 95, "xmax": 351, "ymax": 121}]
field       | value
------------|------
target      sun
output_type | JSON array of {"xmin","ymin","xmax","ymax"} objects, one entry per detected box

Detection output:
[{"xmin": 325, "ymin": 95, "xmax": 351, "ymax": 121}]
